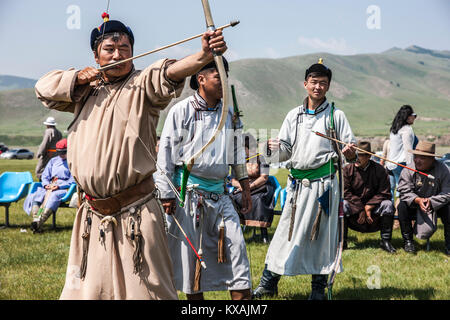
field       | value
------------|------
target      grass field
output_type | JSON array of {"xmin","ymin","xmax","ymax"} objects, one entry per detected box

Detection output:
[{"xmin": 0, "ymin": 159, "xmax": 449, "ymax": 300}]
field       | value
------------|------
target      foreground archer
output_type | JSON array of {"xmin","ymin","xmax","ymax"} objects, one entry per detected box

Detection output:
[
  {"xmin": 35, "ymin": 13, "xmax": 227, "ymax": 299},
  {"xmin": 156, "ymin": 57, "xmax": 253, "ymax": 300}
]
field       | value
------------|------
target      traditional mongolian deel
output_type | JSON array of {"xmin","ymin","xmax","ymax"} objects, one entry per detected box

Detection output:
[
  {"xmin": 264, "ymin": 98, "xmax": 356, "ymax": 276},
  {"xmin": 35, "ymin": 120, "xmax": 62, "ymax": 180},
  {"xmin": 398, "ymin": 160, "xmax": 450, "ymax": 240},
  {"xmin": 35, "ymin": 59, "xmax": 184, "ymax": 299},
  {"xmin": 343, "ymin": 159, "xmax": 393, "ymax": 233},
  {"xmin": 155, "ymin": 91, "xmax": 252, "ymax": 294}
]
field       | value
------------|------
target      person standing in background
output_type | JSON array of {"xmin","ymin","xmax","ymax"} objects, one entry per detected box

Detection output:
[{"xmin": 35, "ymin": 117, "xmax": 62, "ymax": 181}]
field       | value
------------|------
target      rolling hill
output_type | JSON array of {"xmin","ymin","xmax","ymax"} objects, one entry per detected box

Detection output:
[
  {"xmin": 158, "ymin": 45, "xmax": 450, "ymax": 138},
  {"xmin": 0, "ymin": 75, "xmax": 37, "ymax": 91},
  {"xmin": 1, "ymin": 45, "xmax": 449, "ymax": 146}
]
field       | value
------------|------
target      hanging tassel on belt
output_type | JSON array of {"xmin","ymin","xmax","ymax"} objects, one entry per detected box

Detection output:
[
  {"xmin": 80, "ymin": 208, "xmax": 92, "ymax": 280},
  {"xmin": 310, "ymin": 178, "xmax": 325, "ymax": 241},
  {"xmin": 127, "ymin": 206, "xmax": 143, "ymax": 275},
  {"xmin": 288, "ymin": 180, "xmax": 299, "ymax": 241},
  {"xmin": 76, "ymin": 185, "xmax": 83, "ymax": 208},
  {"xmin": 218, "ymin": 211, "xmax": 226, "ymax": 263},
  {"xmin": 193, "ymin": 197, "xmax": 204, "ymax": 292}
]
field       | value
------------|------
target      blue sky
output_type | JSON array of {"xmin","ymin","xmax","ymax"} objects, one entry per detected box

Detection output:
[{"xmin": 1, "ymin": 0, "xmax": 449, "ymax": 79}]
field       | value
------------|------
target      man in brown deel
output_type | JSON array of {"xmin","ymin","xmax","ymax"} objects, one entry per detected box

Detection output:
[
  {"xmin": 343, "ymin": 141, "xmax": 396, "ymax": 253},
  {"xmin": 34, "ymin": 15, "xmax": 228, "ymax": 299},
  {"xmin": 35, "ymin": 116, "xmax": 62, "ymax": 181}
]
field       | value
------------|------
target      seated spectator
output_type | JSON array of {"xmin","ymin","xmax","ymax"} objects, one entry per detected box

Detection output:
[
  {"xmin": 24, "ymin": 139, "xmax": 75, "ymax": 233},
  {"xmin": 230, "ymin": 134, "xmax": 275, "ymax": 243},
  {"xmin": 343, "ymin": 141, "xmax": 396, "ymax": 253},
  {"xmin": 397, "ymin": 141, "xmax": 450, "ymax": 255}
]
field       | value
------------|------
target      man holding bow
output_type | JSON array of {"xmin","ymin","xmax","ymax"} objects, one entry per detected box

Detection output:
[{"xmin": 35, "ymin": 14, "xmax": 227, "ymax": 299}]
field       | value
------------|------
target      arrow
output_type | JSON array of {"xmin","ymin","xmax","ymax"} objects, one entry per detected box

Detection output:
[
  {"xmin": 312, "ymin": 130, "xmax": 435, "ymax": 180},
  {"xmin": 98, "ymin": 20, "xmax": 240, "ymax": 71}
]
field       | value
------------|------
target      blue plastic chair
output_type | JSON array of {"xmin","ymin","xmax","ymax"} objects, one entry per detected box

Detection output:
[
  {"xmin": 268, "ymin": 176, "xmax": 282, "ymax": 208},
  {"xmin": 60, "ymin": 183, "xmax": 77, "ymax": 203},
  {"xmin": 0, "ymin": 172, "xmax": 33, "ymax": 227},
  {"xmin": 27, "ymin": 181, "xmax": 77, "ymax": 228},
  {"xmin": 280, "ymin": 187, "xmax": 287, "ymax": 211}
]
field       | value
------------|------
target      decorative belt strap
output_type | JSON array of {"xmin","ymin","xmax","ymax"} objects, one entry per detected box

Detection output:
[
  {"xmin": 79, "ymin": 190, "xmax": 157, "ymax": 280},
  {"xmin": 85, "ymin": 175, "xmax": 155, "ymax": 215},
  {"xmin": 193, "ymin": 188, "xmax": 223, "ymax": 202}
]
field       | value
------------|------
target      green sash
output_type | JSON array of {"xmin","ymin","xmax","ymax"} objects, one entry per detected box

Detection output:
[{"xmin": 290, "ymin": 159, "xmax": 336, "ymax": 181}]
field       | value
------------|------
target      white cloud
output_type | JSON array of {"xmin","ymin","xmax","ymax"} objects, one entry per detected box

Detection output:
[{"xmin": 297, "ymin": 36, "xmax": 357, "ymax": 55}]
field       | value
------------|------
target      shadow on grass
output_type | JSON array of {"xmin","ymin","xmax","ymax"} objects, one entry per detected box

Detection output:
[
  {"xmin": 243, "ymin": 226, "xmax": 272, "ymax": 245},
  {"xmin": 281, "ymin": 286, "xmax": 435, "ymax": 300},
  {"xmin": 347, "ymin": 238, "xmax": 385, "ymax": 251},
  {"xmin": 336, "ymin": 286, "xmax": 436, "ymax": 300},
  {"xmin": 347, "ymin": 237, "xmax": 447, "ymax": 254},
  {"xmin": 0, "ymin": 223, "xmax": 73, "ymax": 232}
]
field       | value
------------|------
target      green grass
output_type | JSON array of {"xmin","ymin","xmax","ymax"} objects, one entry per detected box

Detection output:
[{"xmin": 0, "ymin": 160, "xmax": 449, "ymax": 300}]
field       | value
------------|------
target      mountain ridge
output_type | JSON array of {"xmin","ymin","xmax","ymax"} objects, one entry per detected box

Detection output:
[{"xmin": 1, "ymin": 46, "xmax": 449, "ymax": 141}]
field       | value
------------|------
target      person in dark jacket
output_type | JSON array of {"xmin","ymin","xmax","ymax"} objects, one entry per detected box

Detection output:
[{"xmin": 343, "ymin": 141, "xmax": 396, "ymax": 253}]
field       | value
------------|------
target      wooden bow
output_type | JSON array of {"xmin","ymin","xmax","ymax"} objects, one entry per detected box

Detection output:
[{"xmin": 178, "ymin": 0, "xmax": 230, "ymax": 207}]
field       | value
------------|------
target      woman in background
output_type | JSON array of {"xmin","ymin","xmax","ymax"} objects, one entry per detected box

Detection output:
[{"xmin": 386, "ymin": 105, "xmax": 418, "ymax": 200}]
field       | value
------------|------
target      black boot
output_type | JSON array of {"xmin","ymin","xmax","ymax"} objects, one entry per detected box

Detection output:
[
  {"xmin": 261, "ymin": 227, "xmax": 269, "ymax": 244},
  {"xmin": 343, "ymin": 216, "xmax": 349, "ymax": 250},
  {"xmin": 380, "ymin": 215, "xmax": 396, "ymax": 253},
  {"xmin": 308, "ymin": 274, "xmax": 328, "ymax": 300},
  {"xmin": 399, "ymin": 219, "xmax": 416, "ymax": 254},
  {"xmin": 252, "ymin": 264, "xmax": 281, "ymax": 299},
  {"xmin": 30, "ymin": 204, "xmax": 40, "ymax": 233},
  {"xmin": 444, "ymin": 226, "xmax": 450, "ymax": 256},
  {"xmin": 442, "ymin": 210, "xmax": 450, "ymax": 256}
]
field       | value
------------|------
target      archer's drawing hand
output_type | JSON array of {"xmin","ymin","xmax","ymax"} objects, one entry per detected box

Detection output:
[
  {"xmin": 202, "ymin": 29, "xmax": 227, "ymax": 58},
  {"xmin": 76, "ymin": 67, "xmax": 100, "ymax": 86}
]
